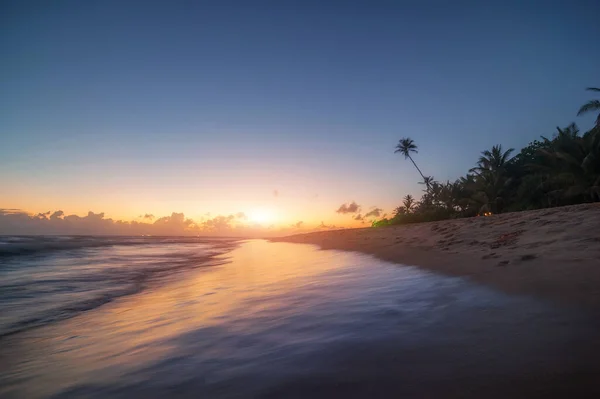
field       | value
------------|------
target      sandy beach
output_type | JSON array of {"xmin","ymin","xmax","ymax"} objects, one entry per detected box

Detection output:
[{"xmin": 273, "ymin": 203, "xmax": 600, "ymax": 308}]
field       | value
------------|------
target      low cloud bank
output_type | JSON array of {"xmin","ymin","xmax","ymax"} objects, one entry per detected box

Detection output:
[{"xmin": 0, "ymin": 209, "xmax": 339, "ymax": 237}]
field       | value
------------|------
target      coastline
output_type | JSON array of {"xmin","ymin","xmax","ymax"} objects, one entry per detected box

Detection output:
[
  {"xmin": 5, "ymin": 239, "xmax": 600, "ymax": 398},
  {"xmin": 272, "ymin": 203, "xmax": 600, "ymax": 308}
]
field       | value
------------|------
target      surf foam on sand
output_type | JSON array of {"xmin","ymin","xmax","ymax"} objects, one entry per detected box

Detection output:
[{"xmin": 274, "ymin": 203, "xmax": 600, "ymax": 307}]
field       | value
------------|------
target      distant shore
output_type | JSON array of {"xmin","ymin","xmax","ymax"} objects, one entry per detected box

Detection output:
[{"xmin": 272, "ymin": 203, "xmax": 600, "ymax": 308}]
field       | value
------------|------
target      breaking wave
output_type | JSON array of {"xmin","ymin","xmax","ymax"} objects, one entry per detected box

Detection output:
[{"xmin": 0, "ymin": 236, "xmax": 239, "ymax": 337}]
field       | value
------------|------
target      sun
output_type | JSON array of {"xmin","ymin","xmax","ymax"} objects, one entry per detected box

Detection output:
[{"xmin": 248, "ymin": 209, "xmax": 274, "ymax": 225}]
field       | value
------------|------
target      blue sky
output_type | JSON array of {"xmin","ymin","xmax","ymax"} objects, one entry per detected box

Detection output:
[{"xmin": 1, "ymin": 0, "xmax": 599, "ymax": 224}]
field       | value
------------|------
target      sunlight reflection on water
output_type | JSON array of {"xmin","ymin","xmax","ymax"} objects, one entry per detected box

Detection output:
[{"xmin": 1, "ymin": 240, "xmax": 598, "ymax": 398}]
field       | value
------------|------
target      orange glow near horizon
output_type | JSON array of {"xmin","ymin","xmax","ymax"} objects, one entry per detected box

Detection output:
[
  {"xmin": 0, "ymin": 163, "xmax": 400, "ymax": 235},
  {"xmin": 0, "ymin": 200, "xmax": 372, "ymax": 236},
  {"xmin": 0, "ymin": 195, "xmax": 376, "ymax": 225},
  {"xmin": 247, "ymin": 208, "xmax": 276, "ymax": 225}
]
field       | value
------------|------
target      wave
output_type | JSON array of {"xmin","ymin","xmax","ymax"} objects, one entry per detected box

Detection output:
[
  {"xmin": 0, "ymin": 235, "xmax": 238, "ymax": 257},
  {"xmin": 1, "ymin": 256, "xmax": 230, "ymax": 338},
  {"xmin": 0, "ymin": 236, "xmax": 239, "ymax": 337}
]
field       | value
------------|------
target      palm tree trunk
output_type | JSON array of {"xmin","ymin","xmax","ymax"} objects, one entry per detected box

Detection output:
[{"xmin": 408, "ymin": 155, "xmax": 428, "ymax": 183}]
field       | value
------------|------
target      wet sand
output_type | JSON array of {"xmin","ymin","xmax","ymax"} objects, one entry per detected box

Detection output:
[{"xmin": 273, "ymin": 203, "xmax": 600, "ymax": 308}]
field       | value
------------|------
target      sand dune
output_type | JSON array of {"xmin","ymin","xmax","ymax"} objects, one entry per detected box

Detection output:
[{"xmin": 273, "ymin": 203, "xmax": 600, "ymax": 307}]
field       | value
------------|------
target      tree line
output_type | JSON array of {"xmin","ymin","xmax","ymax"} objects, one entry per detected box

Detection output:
[{"xmin": 374, "ymin": 87, "xmax": 600, "ymax": 227}]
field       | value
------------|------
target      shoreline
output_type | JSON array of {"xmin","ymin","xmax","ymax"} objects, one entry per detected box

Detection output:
[
  {"xmin": 272, "ymin": 203, "xmax": 600, "ymax": 308},
  {"xmin": 5, "ymin": 239, "xmax": 600, "ymax": 398},
  {"xmin": 0, "ymin": 238, "xmax": 240, "ymax": 339}
]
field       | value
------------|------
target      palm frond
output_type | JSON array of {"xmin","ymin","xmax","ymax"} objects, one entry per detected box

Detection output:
[
  {"xmin": 501, "ymin": 148, "xmax": 515, "ymax": 163},
  {"xmin": 394, "ymin": 138, "xmax": 418, "ymax": 157},
  {"xmin": 577, "ymin": 100, "xmax": 600, "ymax": 116}
]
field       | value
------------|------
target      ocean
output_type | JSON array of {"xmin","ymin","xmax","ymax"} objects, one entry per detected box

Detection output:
[
  {"xmin": 1, "ymin": 237, "xmax": 599, "ymax": 398},
  {"xmin": 0, "ymin": 235, "xmax": 235, "ymax": 337}
]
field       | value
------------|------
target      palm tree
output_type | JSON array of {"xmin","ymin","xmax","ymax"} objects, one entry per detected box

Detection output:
[
  {"xmin": 402, "ymin": 194, "xmax": 415, "ymax": 212},
  {"xmin": 536, "ymin": 124, "xmax": 600, "ymax": 203},
  {"xmin": 471, "ymin": 145, "xmax": 514, "ymax": 174},
  {"xmin": 577, "ymin": 87, "xmax": 600, "ymax": 126},
  {"xmin": 393, "ymin": 206, "xmax": 406, "ymax": 216},
  {"xmin": 418, "ymin": 176, "xmax": 435, "ymax": 191},
  {"xmin": 470, "ymin": 145, "xmax": 515, "ymax": 213},
  {"xmin": 395, "ymin": 138, "xmax": 428, "ymax": 186}
]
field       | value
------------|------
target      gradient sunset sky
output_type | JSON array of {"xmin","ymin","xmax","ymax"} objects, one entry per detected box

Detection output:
[{"xmin": 1, "ymin": 1, "xmax": 599, "ymax": 234}]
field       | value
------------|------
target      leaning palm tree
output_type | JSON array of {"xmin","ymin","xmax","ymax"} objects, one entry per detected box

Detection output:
[
  {"xmin": 395, "ymin": 138, "xmax": 428, "ymax": 186},
  {"xmin": 577, "ymin": 87, "xmax": 600, "ymax": 126}
]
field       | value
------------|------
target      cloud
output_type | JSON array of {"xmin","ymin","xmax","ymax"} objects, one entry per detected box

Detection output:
[
  {"xmin": 153, "ymin": 212, "xmax": 197, "ymax": 234},
  {"xmin": 0, "ymin": 208, "xmax": 240, "ymax": 236},
  {"xmin": 273, "ymin": 190, "xmax": 279, "ymax": 197},
  {"xmin": 0, "ymin": 207, "xmax": 341, "ymax": 237},
  {"xmin": 143, "ymin": 213, "xmax": 154, "ymax": 220},
  {"xmin": 50, "ymin": 210, "xmax": 64, "ymax": 220},
  {"xmin": 202, "ymin": 214, "xmax": 236, "ymax": 231},
  {"xmin": 0, "ymin": 208, "xmax": 25, "ymax": 215},
  {"xmin": 365, "ymin": 207, "xmax": 383, "ymax": 218},
  {"xmin": 317, "ymin": 221, "xmax": 337, "ymax": 230},
  {"xmin": 86, "ymin": 211, "xmax": 105, "ymax": 220},
  {"xmin": 0, "ymin": 209, "xmax": 119, "ymax": 235},
  {"xmin": 34, "ymin": 211, "xmax": 51, "ymax": 220},
  {"xmin": 353, "ymin": 213, "xmax": 364, "ymax": 221},
  {"xmin": 336, "ymin": 201, "xmax": 361, "ymax": 214}
]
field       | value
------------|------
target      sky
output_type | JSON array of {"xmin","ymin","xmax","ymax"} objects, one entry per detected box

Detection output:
[{"xmin": 1, "ymin": 0, "xmax": 599, "ymax": 235}]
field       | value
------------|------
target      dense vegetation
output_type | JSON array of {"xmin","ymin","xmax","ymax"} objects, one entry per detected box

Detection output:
[{"xmin": 374, "ymin": 88, "xmax": 600, "ymax": 227}]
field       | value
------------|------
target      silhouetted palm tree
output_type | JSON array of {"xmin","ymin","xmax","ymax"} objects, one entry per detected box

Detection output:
[
  {"xmin": 393, "ymin": 206, "xmax": 406, "ymax": 216},
  {"xmin": 378, "ymin": 87, "xmax": 600, "ymax": 227},
  {"xmin": 577, "ymin": 87, "xmax": 600, "ymax": 126},
  {"xmin": 469, "ymin": 145, "xmax": 514, "ymax": 213},
  {"xmin": 471, "ymin": 145, "xmax": 514, "ymax": 174},
  {"xmin": 418, "ymin": 176, "xmax": 435, "ymax": 191},
  {"xmin": 402, "ymin": 194, "xmax": 415, "ymax": 212},
  {"xmin": 395, "ymin": 138, "xmax": 428, "ymax": 186},
  {"xmin": 537, "ymin": 123, "xmax": 600, "ymax": 203}
]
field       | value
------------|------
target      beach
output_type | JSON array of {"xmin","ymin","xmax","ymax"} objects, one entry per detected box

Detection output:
[
  {"xmin": 2, "ymin": 206, "xmax": 600, "ymax": 397},
  {"xmin": 273, "ymin": 203, "xmax": 600, "ymax": 308}
]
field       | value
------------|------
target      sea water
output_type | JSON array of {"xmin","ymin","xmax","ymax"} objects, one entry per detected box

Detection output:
[{"xmin": 1, "ymin": 238, "xmax": 598, "ymax": 398}]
